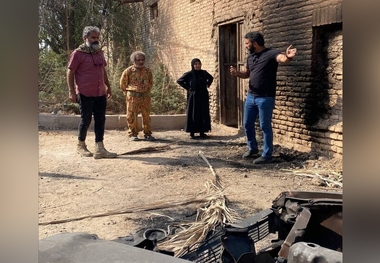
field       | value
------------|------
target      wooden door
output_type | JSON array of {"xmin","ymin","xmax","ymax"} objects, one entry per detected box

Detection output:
[{"xmin": 218, "ymin": 22, "xmax": 244, "ymax": 128}]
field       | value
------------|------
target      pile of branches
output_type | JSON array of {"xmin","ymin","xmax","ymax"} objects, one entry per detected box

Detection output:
[{"xmin": 156, "ymin": 151, "xmax": 241, "ymax": 257}]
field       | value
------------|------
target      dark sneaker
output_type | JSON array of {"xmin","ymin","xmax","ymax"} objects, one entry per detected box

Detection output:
[
  {"xmin": 242, "ymin": 149, "xmax": 259, "ymax": 159},
  {"xmin": 145, "ymin": 135, "xmax": 155, "ymax": 141},
  {"xmin": 253, "ymin": 156, "xmax": 273, "ymax": 164}
]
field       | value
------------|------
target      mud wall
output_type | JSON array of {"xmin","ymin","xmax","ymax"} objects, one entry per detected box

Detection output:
[{"xmin": 139, "ymin": 0, "xmax": 343, "ymax": 158}]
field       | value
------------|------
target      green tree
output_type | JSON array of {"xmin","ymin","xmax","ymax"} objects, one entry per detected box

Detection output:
[
  {"xmin": 150, "ymin": 63, "xmax": 187, "ymax": 115},
  {"xmin": 39, "ymin": 0, "xmax": 142, "ymax": 113},
  {"xmin": 38, "ymin": 0, "xmax": 185, "ymax": 115}
]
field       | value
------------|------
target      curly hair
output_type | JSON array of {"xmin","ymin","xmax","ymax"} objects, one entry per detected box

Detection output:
[
  {"xmin": 82, "ymin": 26, "xmax": 100, "ymax": 38},
  {"xmin": 130, "ymin": 51, "xmax": 146, "ymax": 62}
]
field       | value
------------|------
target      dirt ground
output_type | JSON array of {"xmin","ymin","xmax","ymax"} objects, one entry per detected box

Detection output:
[{"xmin": 38, "ymin": 123, "xmax": 342, "ymax": 243}]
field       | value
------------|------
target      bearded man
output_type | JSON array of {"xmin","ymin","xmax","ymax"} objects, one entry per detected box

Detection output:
[
  {"xmin": 230, "ymin": 32, "xmax": 297, "ymax": 164},
  {"xmin": 67, "ymin": 26, "xmax": 117, "ymax": 159}
]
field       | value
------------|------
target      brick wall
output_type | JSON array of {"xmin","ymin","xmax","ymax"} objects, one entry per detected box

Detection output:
[{"xmin": 140, "ymin": 0, "xmax": 343, "ymax": 159}]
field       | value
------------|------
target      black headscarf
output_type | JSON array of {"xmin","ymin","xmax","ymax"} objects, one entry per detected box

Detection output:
[{"xmin": 191, "ymin": 58, "xmax": 202, "ymax": 78}]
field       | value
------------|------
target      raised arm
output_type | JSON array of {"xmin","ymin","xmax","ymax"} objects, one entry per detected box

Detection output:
[{"xmin": 276, "ymin": 45, "xmax": 297, "ymax": 63}]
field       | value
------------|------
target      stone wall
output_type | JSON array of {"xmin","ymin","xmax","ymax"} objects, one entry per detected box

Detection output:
[{"xmin": 139, "ymin": 0, "xmax": 343, "ymax": 158}]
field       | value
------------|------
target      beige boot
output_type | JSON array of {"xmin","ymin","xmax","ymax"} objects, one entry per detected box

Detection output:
[
  {"xmin": 94, "ymin": 142, "xmax": 117, "ymax": 159},
  {"xmin": 77, "ymin": 141, "xmax": 93, "ymax": 157}
]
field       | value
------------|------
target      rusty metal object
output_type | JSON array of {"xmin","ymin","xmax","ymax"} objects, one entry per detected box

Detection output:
[
  {"xmin": 278, "ymin": 207, "xmax": 311, "ymax": 258},
  {"xmin": 179, "ymin": 191, "xmax": 342, "ymax": 262}
]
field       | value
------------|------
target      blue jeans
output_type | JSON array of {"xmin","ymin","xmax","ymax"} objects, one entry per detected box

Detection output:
[{"xmin": 243, "ymin": 93, "xmax": 275, "ymax": 159}]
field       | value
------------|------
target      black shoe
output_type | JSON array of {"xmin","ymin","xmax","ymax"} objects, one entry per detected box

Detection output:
[
  {"xmin": 199, "ymin": 133, "xmax": 209, "ymax": 139},
  {"xmin": 242, "ymin": 149, "xmax": 259, "ymax": 159},
  {"xmin": 253, "ymin": 156, "xmax": 273, "ymax": 164}
]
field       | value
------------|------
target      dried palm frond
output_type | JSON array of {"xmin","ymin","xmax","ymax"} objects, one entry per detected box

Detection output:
[
  {"xmin": 39, "ymin": 193, "xmax": 216, "ymax": 226},
  {"xmin": 157, "ymin": 151, "xmax": 241, "ymax": 257},
  {"xmin": 281, "ymin": 168, "xmax": 343, "ymax": 188}
]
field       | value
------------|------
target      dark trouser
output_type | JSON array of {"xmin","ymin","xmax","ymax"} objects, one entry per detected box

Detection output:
[{"xmin": 77, "ymin": 94, "xmax": 107, "ymax": 143}]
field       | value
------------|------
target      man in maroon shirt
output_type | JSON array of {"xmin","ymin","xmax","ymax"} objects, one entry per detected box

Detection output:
[{"xmin": 67, "ymin": 26, "xmax": 117, "ymax": 159}]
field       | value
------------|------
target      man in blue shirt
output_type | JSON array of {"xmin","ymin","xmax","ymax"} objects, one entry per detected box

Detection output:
[{"xmin": 230, "ymin": 32, "xmax": 297, "ymax": 164}]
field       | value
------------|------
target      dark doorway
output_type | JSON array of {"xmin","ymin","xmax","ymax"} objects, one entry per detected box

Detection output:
[{"xmin": 218, "ymin": 22, "xmax": 245, "ymax": 128}]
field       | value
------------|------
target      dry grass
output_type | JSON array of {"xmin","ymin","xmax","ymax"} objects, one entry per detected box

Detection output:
[
  {"xmin": 281, "ymin": 157, "xmax": 343, "ymax": 188},
  {"xmin": 157, "ymin": 152, "xmax": 241, "ymax": 257}
]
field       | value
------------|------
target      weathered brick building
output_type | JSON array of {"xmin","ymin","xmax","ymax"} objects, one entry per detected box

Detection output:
[{"xmin": 128, "ymin": 0, "xmax": 343, "ymax": 158}]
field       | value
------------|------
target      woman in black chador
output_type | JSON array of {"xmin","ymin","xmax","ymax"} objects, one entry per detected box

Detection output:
[{"xmin": 177, "ymin": 58, "xmax": 214, "ymax": 139}]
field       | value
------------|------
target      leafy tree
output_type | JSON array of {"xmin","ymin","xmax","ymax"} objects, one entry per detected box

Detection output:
[
  {"xmin": 38, "ymin": 0, "xmax": 185, "ymax": 115},
  {"xmin": 150, "ymin": 63, "xmax": 187, "ymax": 115},
  {"xmin": 39, "ymin": 0, "xmax": 142, "ymax": 56},
  {"xmin": 39, "ymin": 0, "xmax": 142, "ymax": 112}
]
